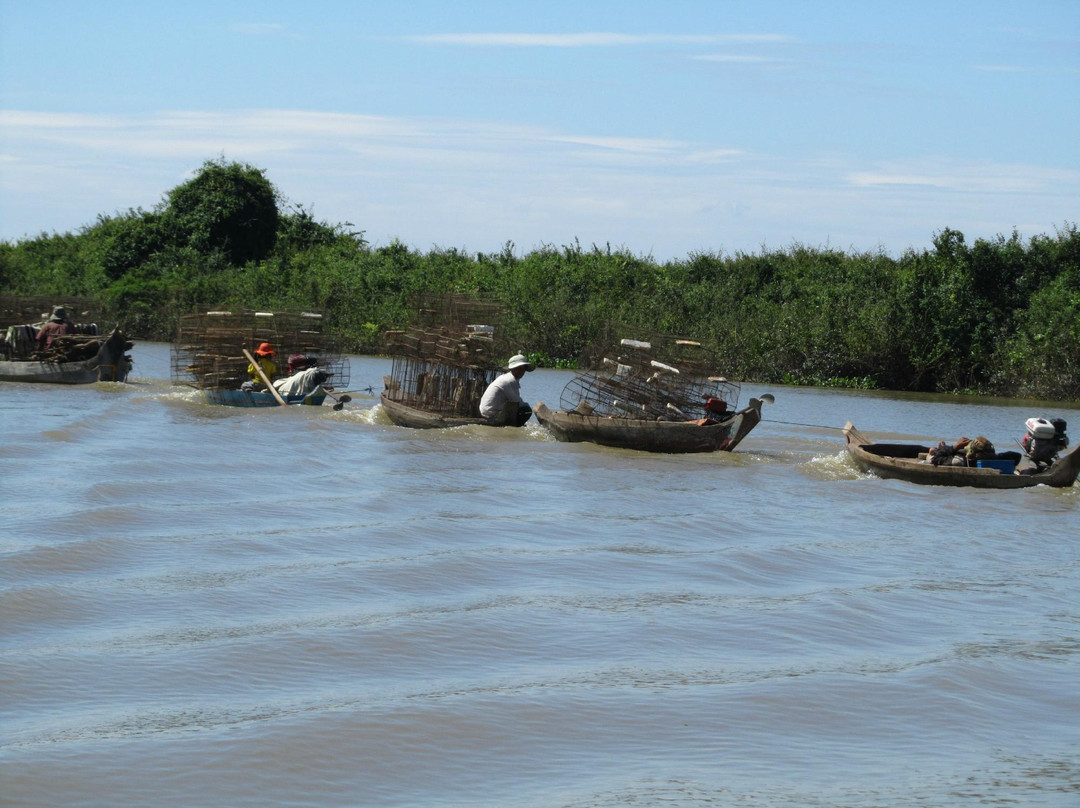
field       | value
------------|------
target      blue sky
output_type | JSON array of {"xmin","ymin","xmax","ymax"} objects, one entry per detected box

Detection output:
[{"xmin": 1, "ymin": 0, "xmax": 1077, "ymax": 260}]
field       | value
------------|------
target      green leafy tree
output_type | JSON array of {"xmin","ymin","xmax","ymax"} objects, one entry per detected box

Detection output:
[
  {"xmin": 88, "ymin": 209, "xmax": 172, "ymax": 281},
  {"xmin": 164, "ymin": 158, "xmax": 279, "ymax": 265}
]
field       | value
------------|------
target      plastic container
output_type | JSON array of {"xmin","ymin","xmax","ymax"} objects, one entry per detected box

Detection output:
[{"xmin": 977, "ymin": 459, "xmax": 1016, "ymax": 474}]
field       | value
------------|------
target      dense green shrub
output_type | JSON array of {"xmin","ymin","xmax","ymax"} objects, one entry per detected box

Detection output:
[{"xmin": 164, "ymin": 158, "xmax": 279, "ymax": 266}]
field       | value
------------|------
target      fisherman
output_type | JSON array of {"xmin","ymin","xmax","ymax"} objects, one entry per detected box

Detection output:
[
  {"xmin": 35, "ymin": 306, "xmax": 77, "ymax": 350},
  {"xmin": 286, "ymin": 352, "xmax": 312, "ymax": 375},
  {"xmin": 244, "ymin": 342, "xmax": 278, "ymax": 389},
  {"xmin": 479, "ymin": 353, "xmax": 535, "ymax": 426},
  {"xmin": 273, "ymin": 356, "xmax": 330, "ymax": 398}
]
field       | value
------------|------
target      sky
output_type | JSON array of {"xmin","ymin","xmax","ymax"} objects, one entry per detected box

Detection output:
[{"xmin": 0, "ymin": 0, "xmax": 1077, "ymax": 261}]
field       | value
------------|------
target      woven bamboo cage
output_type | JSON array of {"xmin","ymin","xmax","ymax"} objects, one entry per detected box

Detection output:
[
  {"xmin": 382, "ymin": 295, "xmax": 510, "ymax": 416},
  {"xmin": 558, "ymin": 330, "xmax": 741, "ymax": 422},
  {"xmin": 0, "ymin": 295, "xmax": 117, "ymax": 332},
  {"xmin": 170, "ymin": 309, "xmax": 350, "ymax": 390},
  {"xmin": 0, "ymin": 295, "xmax": 128, "ymax": 362}
]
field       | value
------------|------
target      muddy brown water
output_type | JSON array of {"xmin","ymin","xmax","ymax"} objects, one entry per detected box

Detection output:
[{"xmin": 2, "ymin": 343, "xmax": 1077, "ymax": 807}]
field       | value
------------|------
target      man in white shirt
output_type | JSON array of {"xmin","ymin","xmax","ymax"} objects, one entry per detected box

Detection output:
[
  {"xmin": 273, "ymin": 360, "xmax": 329, "ymax": 398},
  {"xmin": 479, "ymin": 354, "xmax": 535, "ymax": 426}
]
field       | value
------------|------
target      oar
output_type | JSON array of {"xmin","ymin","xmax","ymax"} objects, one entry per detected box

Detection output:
[{"xmin": 242, "ymin": 348, "xmax": 287, "ymax": 407}]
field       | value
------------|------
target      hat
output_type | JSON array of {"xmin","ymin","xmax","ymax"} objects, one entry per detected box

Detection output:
[
  {"xmin": 50, "ymin": 306, "xmax": 67, "ymax": 322},
  {"xmin": 507, "ymin": 354, "xmax": 535, "ymax": 372},
  {"xmin": 254, "ymin": 342, "xmax": 276, "ymax": 356},
  {"xmin": 287, "ymin": 353, "xmax": 310, "ymax": 372}
]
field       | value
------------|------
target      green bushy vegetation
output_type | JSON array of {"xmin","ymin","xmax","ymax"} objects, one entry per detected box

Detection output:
[{"xmin": 2, "ymin": 158, "xmax": 1077, "ymax": 399}]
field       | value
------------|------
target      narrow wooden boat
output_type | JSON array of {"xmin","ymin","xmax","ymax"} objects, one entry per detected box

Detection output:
[
  {"xmin": 380, "ymin": 391, "xmax": 491, "ymax": 428},
  {"xmin": 379, "ymin": 372, "xmax": 532, "ymax": 429},
  {"xmin": 204, "ymin": 386, "xmax": 328, "ymax": 408},
  {"xmin": 0, "ymin": 328, "xmax": 131, "ymax": 384},
  {"xmin": 843, "ymin": 422, "xmax": 1080, "ymax": 489},
  {"xmin": 532, "ymin": 397, "xmax": 768, "ymax": 453}
]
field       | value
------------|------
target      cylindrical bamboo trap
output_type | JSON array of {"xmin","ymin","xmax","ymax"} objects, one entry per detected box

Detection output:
[
  {"xmin": 170, "ymin": 309, "xmax": 351, "ymax": 390},
  {"xmin": 382, "ymin": 294, "xmax": 510, "ymax": 415},
  {"xmin": 558, "ymin": 333, "xmax": 741, "ymax": 421}
]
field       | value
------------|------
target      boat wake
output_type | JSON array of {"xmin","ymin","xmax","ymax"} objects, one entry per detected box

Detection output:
[{"xmin": 802, "ymin": 450, "xmax": 863, "ymax": 481}]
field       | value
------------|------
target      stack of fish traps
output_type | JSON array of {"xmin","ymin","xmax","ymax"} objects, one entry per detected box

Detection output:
[
  {"xmin": 0, "ymin": 295, "xmax": 121, "ymax": 361},
  {"xmin": 171, "ymin": 310, "xmax": 350, "ymax": 390},
  {"xmin": 382, "ymin": 294, "xmax": 509, "ymax": 417},
  {"xmin": 559, "ymin": 331, "xmax": 741, "ymax": 422},
  {"xmin": 0, "ymin": 295, "xmax": 106, "ymax": 332}
]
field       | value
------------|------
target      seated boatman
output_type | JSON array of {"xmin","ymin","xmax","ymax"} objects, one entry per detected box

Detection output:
[
  {"xmin": 273, "ymin": 356, "xmax": 330, "ymax": 398},
  {"xmin": 243, "ymin": 342, "xmax": 278, "ymax": 390},
  {"xmin": 36, "ymin": 305, "xmax": 77, "ymax": 350},
  {"xmin": 479, "ymin": 354, "xmax": 535, "ymax": 426},
  {"xmin": 286, "ymin": 352, "xmax": 310, "ymax": 375}
]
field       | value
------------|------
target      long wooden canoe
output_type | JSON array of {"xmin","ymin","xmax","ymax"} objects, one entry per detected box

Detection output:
[
  {"xmin": 843, "ymin": 422, "xmax": 1080, "ymax": 489},
  {"xmin": 532, "ymin": 397, "xmax": 767, "ymax": 453},
  {"xmin": 0, "ymin": 328, "xmax": 131, "ymax": 384}
]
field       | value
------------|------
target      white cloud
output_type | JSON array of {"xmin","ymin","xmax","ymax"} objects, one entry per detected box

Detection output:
[
  {"xmin": 847, "ymin": 161, "xmax": 1080, "ymax": 194},
  {"xmin": 0, "ymin": 110, "xmax": 127, "ymax": 129},
  {"xmin": 544, "ymin": 135, "xmax": 687, "ymax": 155},
  {"xmin": 0, "ymin": 108, "xmax": 1075, "ymax": 258},
  {"xmin": 0, "ymin": 109, "xmax": 708, "ymax": 174},
  {"xmin": 848, "ymin": 172, "xmax": 950, "ymax": 189}
]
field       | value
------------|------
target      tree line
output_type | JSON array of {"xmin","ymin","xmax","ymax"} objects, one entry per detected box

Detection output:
[{"xmin": 2, "ymin": 158, "xmax": 1077, "ymax": 400}]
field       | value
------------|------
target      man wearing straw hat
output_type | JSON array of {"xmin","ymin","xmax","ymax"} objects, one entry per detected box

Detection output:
[
  {"xmin": 35, "ymin": 305, "xmax": 76, "ymax": 350},
  {"xmin": 480, "ymin": 354, "xmax": 535, "ymax": 426}
]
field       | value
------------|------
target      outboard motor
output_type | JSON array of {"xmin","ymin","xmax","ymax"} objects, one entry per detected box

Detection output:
[{"xmin": 1021, "ymin": 417, "xmax": 1069, "ymax": 468}]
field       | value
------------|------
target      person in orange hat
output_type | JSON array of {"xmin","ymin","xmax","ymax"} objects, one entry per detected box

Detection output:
[{"xmin": 245, "ymin": 342, "xmax": 278, "ymax": 389}]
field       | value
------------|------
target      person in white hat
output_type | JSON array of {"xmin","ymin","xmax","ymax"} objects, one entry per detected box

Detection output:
[{"xmin": 479, "ymin": 353, "xmax": 535, "ymax": 426}]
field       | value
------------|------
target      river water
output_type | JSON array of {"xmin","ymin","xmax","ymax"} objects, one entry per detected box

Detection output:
[{"xmin": 2, "ymin": 342, "xmax": 1078, "ymax": 807}]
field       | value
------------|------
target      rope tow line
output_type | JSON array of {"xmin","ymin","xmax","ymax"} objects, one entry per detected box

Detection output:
[{"xmin": 761, "ymin": 418, "xmax": 845, "ymax": 430}]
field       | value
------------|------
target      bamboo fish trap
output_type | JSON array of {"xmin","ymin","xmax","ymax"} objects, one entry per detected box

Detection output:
[
  {"xmin": 0, "ymin": 295, "xmax": 129, "ymax": 364},
  {"xmin": 170, "ymin": 309, "xmax": 350, "ymax": 390},
  {"xmin": 558, "ymin": 331, "xmax": 740, "ymax": 422},
  {"xmin": 382, "ymin": 294, "xmax": 510, "ymax": 417},
  {"xmin": 0, "ymin": 295, "xmax": 114, "ymax": 332}
]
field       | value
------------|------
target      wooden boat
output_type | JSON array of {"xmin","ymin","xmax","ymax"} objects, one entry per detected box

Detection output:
[
  {"xmin": 380, "ymin": 391, "xmax": 491, "ymax": 428},
  {"xmin": 532, "ymin": 396, "xmax": 768, "ymax": 453},
  {"xmin": 843, "ymin": 422, "xmax": 1080, "ymax": 489},
  {"xmin": 379, "ymin": 373, "xmax": 532, "ymax": 429},
  {"xmin": 0, "ymin": 328, "xmax": 131, "ymax": 384},
  {"xmin": 204, "ymin": 386, "xmax": 328, "ymax": 408},
  {"xmin": 380, "ymin": 382, "xmax": 531, "ymax": 429}
]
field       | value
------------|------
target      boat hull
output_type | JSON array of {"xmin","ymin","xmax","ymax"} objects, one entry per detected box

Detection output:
[
  {"xmin": 380, "ymin": 392, "xmax": 494, "ymax": 428},
  {"xmin": 204, "ymin": 387, "xmax": 327, "ymax": 408},
  {"xmin": 532, "ymin": 398, "xmax": 765, "ymax": 453},
  {"xmin": 0, "ymin": 329, "xmax": 130, "ymax": 384},
  {"xmin": 843, "ymin": 422, "xmax": 1080, "ymax": 488}
]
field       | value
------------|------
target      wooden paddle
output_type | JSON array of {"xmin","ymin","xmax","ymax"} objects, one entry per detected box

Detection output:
[{"xmin": 242, "ymin": 348, "xmax": 287, "ymax": 407}]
